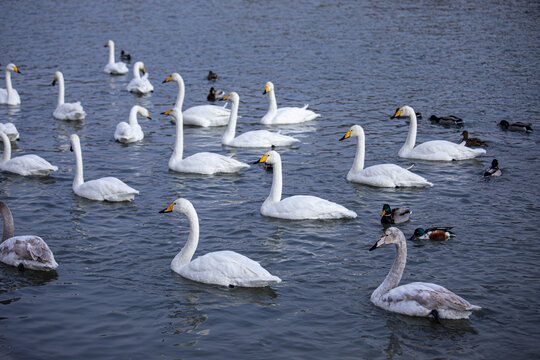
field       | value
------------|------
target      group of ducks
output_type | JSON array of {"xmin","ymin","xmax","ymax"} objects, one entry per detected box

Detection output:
[{"xmin": 7, "ymin": 38, "xmax": 535, "ymax": 322}]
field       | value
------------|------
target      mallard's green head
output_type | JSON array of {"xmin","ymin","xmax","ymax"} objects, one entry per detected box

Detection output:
[{"xmin": 381, "ymin": 204, "xmax": 391, "ymax": 216}]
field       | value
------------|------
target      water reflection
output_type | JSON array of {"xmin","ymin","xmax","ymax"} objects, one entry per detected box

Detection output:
[{"xmin": 0, "ymin": 264, "xmax": 58, "ymax": 294}]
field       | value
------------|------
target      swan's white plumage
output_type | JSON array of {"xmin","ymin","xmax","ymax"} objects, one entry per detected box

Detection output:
[
  {"xmin": 341, "ymin": 125, "xmax": 432, "ymax": 187},
  {"xmin": 393, "ymin": 106, "xmax": 485, "ymax": 161},
  {"xmin": 256, "ymin": 151, "xmax": 357, "ymax": 220},
  {"xmin": 104, "ymin": 40, "xmax": 128, "ymax": 75},
  {"xmin": 261, "ymin": 81, "xmax": 320, "ymax": 124},
  {"xmin": 163, "ymin": 72, "xmax": 230, "ymax": 127},
  {"xmin": 161, "ymin": 198, "xmax": 281, "ymax": 287},
  {"xmin": 165, "ymin": 108, "xmax": 249, "ymax": 174},
  {"xmin": 0, "ymin": 123, "xmax": 19, "ymax": 141},
  {"xmin": 126, "ymin": 61, "xmax": 154, "ymax": 94},
  {"xmin": 70, "ymin": 134, "xmax": 139, "ymax": 201},
  {"xmin": 370, "ymin": 227, "xmax": 481, "ymax": 319},
  {"xmin": 222, "ymin": 92, "xmax": 299, "ymax": 148},
  {"xmin": 0, "ymin": 63, "xmax": 21, "ymax": 105},
  {"xmin": 114, "ymin": 105, "xmax": 149, "ymax": 143},
  {"xmin": 52, "ymin": 71, "xmax": 86, "ymax": 120},
  {"xmin": 0, "ymin": 132, "xmax": 57, "ymax": 176}
]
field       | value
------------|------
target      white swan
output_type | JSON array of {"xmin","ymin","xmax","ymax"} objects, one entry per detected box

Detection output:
[
  {"xmin": 103, "ymin": 40, "xmax": 129, "ymax": 75},
  {"xmin": 392, "ymin": 106, "xmax": 486, "ymax": 161},
  {"xmin": 126, "ymin": 61, "xmax": 154, "ymax": 94},
  {"xmin": 69, "ymin": 134, "xmax": 139, "ymax": 201},
  {"xmin": 261, "ymin": 81, "xmax": 320, "ymax": 124},
  {"xmin": 369, "ymin": 227, "xmax": 481, "ymax": 320},
  {"xmin": 0, "ymin": 132, "xmax": 58, "ymax": 176},
  {"xmin": 339, "ymin": 125, "xmax": 433, "ymax": 187},
  {"xmin": 0, "ymin": 63, "xmax": 21, "ymax": 105},
  {"xmin": 0, "ymin": 123, "xmax": 19, "ymax": 141},
  {"xmin": 0, "ymin": 201, "xmax": 58, "ymax": 271},
  {"xmin": 159, "ymin": 197, "xmax": 281, "ymax": 287},
  {"xmin": 163, "ymin": 72, "xmax": 230, "ymax": 127},
  {"xmin": 114, "ymin": 105, "xmax": 150, "ymax": 143},
  {"xmin": 222, "ymin": 92, "xmax": 300, "ymax": 147},
  {"xmin": 163, "ymin": 108, "xmax": 250, "ymax": 174},
  {"xmin": 255, "ymin": 151, "xmax": 357, "ymax": 220},
  {"xmin": 52, "ymin": 71, "xmax": 86, "ymax": 120}
]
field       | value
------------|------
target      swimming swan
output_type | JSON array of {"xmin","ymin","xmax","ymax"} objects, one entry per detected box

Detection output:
[
  {"xmin": 261, "ymin": 81, "xmax": 320, "ymax": 124},
  {"xmin": 114, "ymin": 105, "xmax": 150, "ymax": 143},
  {"xmin": 0, "ymin": 123, "xmax": 19, "ymax": 141},
  {"xmin": 369, "ymin": 227, "xmax": 481, "ymax": 321},
  {"xmin": 163, "ymin": 72, "xmax": 230, "ymax": 127},
  {"xmin": 0, "ymin": 63, "xmax": 21, "ymax": 105},
  {"xmin": 0, "ymin": 201, "xmax": 58, "ymax": 271},
  {"xmin": 255, "ymin": 151, "xmax": 357, "ymax": 220},
  {"xmin": 103, "ymin": 40, "xmax": 128, "ymax": 75},
  {"xmin": 392, "ymin": 106, "xmax": 486, "ymax": 161},
  {"xmin": 339, "ymin": 124, "xmax": 432, "ymax": 187},
  {"xmin": 159, "ymin": 197, "xmax": 281, "ymax": 287},
  {"xmin": 0, "ymin": 132, "xmax": 58, "ymax": 176},
  {"xmin": 52, "ymin": 71, "xmax": 86, "ymax": 120},
  {"xmin": 69, "ymin": 134, "xmax": 139, "ymax": 201},
  {"xmin": 163, "ymin": 108, "xmax": 250, "ymax": 174},
  {"xmin": 126, "ymin": 61, "xmax": 154, "ymax": 94},
  {"xmin": 222, "ymin": 92, "xmax": 299, "ymax": 147}
]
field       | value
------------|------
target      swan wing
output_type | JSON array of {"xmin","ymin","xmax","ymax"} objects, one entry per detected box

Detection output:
[
  {"xmin": 268, "ymin": 106, "xmax": 320, "ymax": 124},
  {"xmin": 54, "ymin": 102, "xmax": 86, "ymax": 120},
  {"xmin": 231, "ymin": 130, "xmax": 299, "ymax": 148},
  {"xmin": 104, "ymin": 62, "xmax": 128, "ymax": 75},
  {"xmin": 114, "ymin": 122, "xmax": 143, "ymax": 142},
  {"xmin": 405, "ymin": 140, "xmax": 486, "ymax": 161},
  {"xmin": 0, "ymin": 88, "xmax": 20, "ymax": 105},
  {"xmin": 0, "ymin": 235, "xmax": 58, "ymax": 270},
  {"xmin": 183, "ymin": 105, "xmax": 231, "ymax": 127},
  {"xmin": 180, "ymin": 250, "xmax": 281, "ymax": 287},
  {"xmin": 1, "ymin": 155, "xmax": 58, "ymax": 176},
  {"xmin": 76, "ymin": 177, "xmax": 138, "ymax": 201},
  {"xmin": 126, "ymin": 75, "xmax": 154, "ymax": 94},
  {"xmin": 170, "ymin": 152, "xmax": 249, "ymax": 174},
  {"xmin": 262, "ymin": 195, "xmax": 357, "ymax": 220},
  {"xmin": 348, "ymin": 164, "xmax": 432, "ymax": 187},
  {"xmin": 0, "ymin": 123, "xmax": 19, "ymax": 141}
]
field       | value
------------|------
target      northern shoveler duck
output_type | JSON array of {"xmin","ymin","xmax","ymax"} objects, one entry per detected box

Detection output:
[
  {"xmin": 381, "ymin": 204, "xmax": 411, "ymax": 225},
  {"xmin": 409, "ymin": 227, "xmax": 455, "ymax": 241},
  {"xmin": 484, "ymin": 159, "xmax": 502, "ymax": 177},
  {"xmin": 498, "ymin": 120, "xmax": 532, "ymax": 132},
  {"xmin": 460, "ymin": 130, "xmax": 487, "ymax": 147}
]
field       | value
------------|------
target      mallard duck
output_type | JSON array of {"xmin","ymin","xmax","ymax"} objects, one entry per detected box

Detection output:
[
  {"xmin": 429, "ymin": 114, "xmax": 464, "ymax": 126},
  {"xmin": 207, "ymin": 87, "xmax": 224, "ymax": 102},
  {"xmin": 409, "ymin": 227, "xmax": 455, "ymax": 241},
  {"xmin": 381, "ymin": 204, "xmax": 410, "ymax": 225},
  {"xmin": 484, "ymin": 159, "xmax": 502, "ymax": 177},
  {"xmin": 460, "ymin": 130, "xmax": 487, "ymax": 147},
  {"xmin": 207, "ymin": 70, "xmax": 219, "ymax": 81},
  {"xmin": 120, "ymin": 50, "xmax": 131, "ymax": 61},
  {"xmin": 498, "ymin": 120, "xmax": 533, "ymax": 132}
]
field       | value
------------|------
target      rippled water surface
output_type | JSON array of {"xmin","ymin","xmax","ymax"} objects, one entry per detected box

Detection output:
[{"xmin": 1, "ymin": 0, "xmax": 539, "ymax": 359}]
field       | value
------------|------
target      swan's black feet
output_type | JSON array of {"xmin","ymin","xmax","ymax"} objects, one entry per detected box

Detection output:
[
  {"xmin": 17, "ymin": 263, "xmax": 25, "ymax": 273},
  {"xmin": 228, "ymin": 284, "xmax": 235, "ymax": 288},
  {"xmin": 430, "ymin": 309, "xmax": 441, "ymax": 324}
]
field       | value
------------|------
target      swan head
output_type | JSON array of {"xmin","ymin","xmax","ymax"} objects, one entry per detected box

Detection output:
[
  {"xmin": 69, "ymin": 134, "xmax": 81, "ymax": 151},
  {"xmin": 159, "ymin": 198, "xmax": 194, "ymax": 215},
  {"xmin": 162, "ymin": 72, "xmax": 182, "ymax": 84},
  {"xmin": 133, "ymin": 105, "xmax": 151, "ymax": 119},
  {"xmin": 161, "ymin": 107, "xmax": 181, "ymax": 120},
  {"xmin": 254, "ymin": 150, "xmax": 280, "ymax": 165},
  {"xmin": 51, "ymin": 71, "xmax": 63, "ymax": 86},
  {"xmin": 104, "ymin": 40, "xmax": 114, "ymax": 48},
  {"xmin": 134, "ymin": 61, "xmax": 146, "ymax": 74},
  {"xmin": 6, "ymin": 63, "xmax": 21, "ymax": 74},
  {"xmin": 370, "ymin": 227, "xmax": 405, "ymax": 251},
  {"xmin": 392, "ymin": 106, "xmax": 415, "ymax": 119},
  {"xmin": 221, "ymin": 92, "xmax": 239, "ymax": 104},
  {"xmin": 339, "ymin": 124, "xmax": 364, "ymax": 141},
  {"xmin": 263, "ymin": 82, "xmax": 274, "ymax": 95}
]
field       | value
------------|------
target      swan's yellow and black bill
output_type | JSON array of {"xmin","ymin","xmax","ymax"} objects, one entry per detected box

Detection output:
[
  {"xmin": 159, "ymin": 202, "xmax": 175, "ymax": 213},
  {"xmin": 339, "ymin": 130, "xmax": 351, "ymax": 141},
  {"xmin": 369, "ymin": 237, "xmax": 385, "ymax": 251},
  {"xmin": 263, "ymin": 85, "xmax": 270, "ymax": 95},
  {"xmin": 391, "ymin": 109, "xmax": 402, "ymax": 119},
  {"xmin": 51, "ymin": 78, "xmax": 57, "ymax": 86},
  {"xmin": 221, "ymin": 94, "xmax": 230, "ymax": 101},
  {"xmin": 13, "ymin": 66, "xmax": 21, "ymax": 74},
  {"xmin": 147, "ymin": 114, "xmax": 151, "ymax": 119},
  {"xmin": 161, "ymin": 109, "xmax": 173, "ymax": 116},
  {"xmin": 253, "ymin": 154, "xmax": 269, "ymax": 164},
  {"xmin": 162, "ymin": 75, "xmax": 172, "ymax": 83},
  {"xmin": 141, "ymin": 67, "xmax": 146, "ymax": 75}
]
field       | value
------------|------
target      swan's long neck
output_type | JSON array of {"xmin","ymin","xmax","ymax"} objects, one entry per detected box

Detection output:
[
  {"xmin": 133, "ymin": 63, "xmax": 141, "ymax": 79},
  {"xmin": 0, "ymin": 201, "xmax": 14, "ymax": 242},
  {"xmin": 1, "ymin": 132, "xmax": 11, "ymax": 162},
  {"xmin": 267, "ymin": 157, "xmax": 283, "ymax": 204},
  {"xmin": 221, "ymin": 98, "xmax": 238, "ymax": 145},
  {"xmin": 5, "ymin": 70, "xmax": 13, "ymax": 102},
  {"xmin": 128, "ymin": 106, "xmax": 140, "ymax": 125},
  {"xmin": 174, "ymin": 77, "xmax": 185, "ymax": 110},
  {"xmin": 57, "ymin": 73, "xmax": 65, "ymax": 105},
  {"xmin": 401, "ymin": 112, "xmax": 417, "ymax": 155},
  {"xmin": 266, "ymin": 89, "xmax": 278, "ymax": 116},
  {"xmin": 171, "ymin": 205, "xmax": 200, "ymax": 272},
  {"xmin": 170, "ymin": 111, "xmax": 184, "ymax": 163},
  {"xmin": 108, "ymin": 42, "xmax": 115, "ymax": 64},
  {"xmin": 351, "ymin": 131, "xmax": 365, "ymax": 173},
  {"xmin": 372, "ymin": 236, "xmax": 407, "ymax": 299},
  {"xmin": 72, "ymin": 142, "xmax": 85, "ymax": 188}
]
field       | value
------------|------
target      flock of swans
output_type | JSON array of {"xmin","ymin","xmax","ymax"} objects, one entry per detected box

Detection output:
[{"xmin": 0, "ymin": 39, "xmax": 487, "ymax": 322}]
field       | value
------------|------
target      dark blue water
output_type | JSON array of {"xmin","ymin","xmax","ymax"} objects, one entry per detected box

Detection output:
[{"xmin": 1, "ymin": 1, "xmax": 539, "ymax": 359}]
